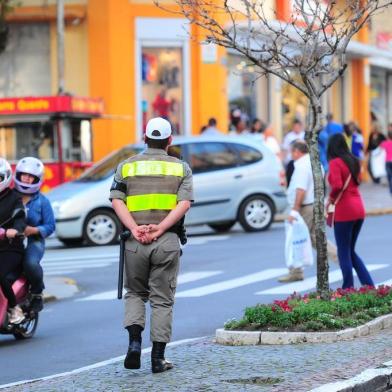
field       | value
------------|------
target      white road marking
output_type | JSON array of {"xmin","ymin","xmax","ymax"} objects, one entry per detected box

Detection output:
[
  {"xmin": 0, "ymin": 337, "xmax": 205, "ymax": 390},
  {"xmin": 256, "ymin": 264, "xmax": 388, "ymax": 295},
  {"xmin": 186, "ymin": 235, "xmax": 229, "ymax": 246},
  {"xmin": 42, "ymin": 253, "xmax": 118, "ymax": 263},
  {"xmin": 45, "ymin": 270, "xmax": 80, "ymax": 276},
  {"xmin": 43, "ymin": 262, "xmax": 112, "ymax": 269},
  {"xmin": 175, "ymin": 268, "xmax": 288, "ymax": 298},
  {"xmin": 77, "ymin": 270, "xmax": 224, "ymax": 301}
]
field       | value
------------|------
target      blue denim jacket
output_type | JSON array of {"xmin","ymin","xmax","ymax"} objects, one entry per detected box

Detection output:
[{"xmin": 25, "ymin": 193, "xmax": 56, "ymax": 243}]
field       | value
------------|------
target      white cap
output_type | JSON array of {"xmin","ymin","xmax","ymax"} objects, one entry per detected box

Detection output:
[{"xmin": 145, "ymin": 117, "xmax": 172, "ymax": 140}]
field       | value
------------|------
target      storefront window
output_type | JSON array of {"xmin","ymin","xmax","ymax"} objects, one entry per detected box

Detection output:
[
  {"xmin": 61, "ymin": 119, "xmax": 92, "ymax": 162},
  {"xmin": 227, "ymin": 54, "xmax": 257, "ymax": 125},
  {"xmin": 0, "ymin": 122, "xmax": 58, "ymax": 161},
  {"xmin": 371, "ymin": 68, "xmax": 388, "ymax": 131},
  {"xmin": 282, "ymin": 79, "xmax": 308, "ymax": 132},
  {"xmin": 141, "ymin": 47, "xmax": 183, "ymax": 135}
]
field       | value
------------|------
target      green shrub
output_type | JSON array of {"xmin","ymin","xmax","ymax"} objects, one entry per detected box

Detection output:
[{"xmin": 224, "ymin": 286, "xmax": 392, "ymax": 332}]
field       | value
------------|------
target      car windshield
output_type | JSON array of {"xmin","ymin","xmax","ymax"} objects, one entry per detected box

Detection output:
[{"xmin": 77, "ymin": 145, "xmax": 143, "ymax": 182}]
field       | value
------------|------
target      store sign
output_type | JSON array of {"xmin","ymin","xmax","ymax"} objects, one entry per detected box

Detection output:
[{"xmin": 0, "ymin": 96, "xmax": 104, "ymax": 116}]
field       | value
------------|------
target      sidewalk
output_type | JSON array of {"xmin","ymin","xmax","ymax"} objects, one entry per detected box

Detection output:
[
  {"xmin": 5, "ymin": 327, "xmax": 392, "ymax": 392},
  {"xmin": 361, "ymin": 181, "xmax": 392, "ymax": 215}
]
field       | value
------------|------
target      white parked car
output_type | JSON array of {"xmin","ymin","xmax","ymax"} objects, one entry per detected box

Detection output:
[{"xmin": 47, "ymin": 136, "xmax": 287, "ymax": 246}]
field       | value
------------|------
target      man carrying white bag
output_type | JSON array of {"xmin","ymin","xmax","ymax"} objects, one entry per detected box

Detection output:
[{"xmin": 278, "ymin": 140, "xmax": 337, "ymax": 282}]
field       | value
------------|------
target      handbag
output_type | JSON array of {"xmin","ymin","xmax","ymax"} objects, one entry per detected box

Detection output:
[{"xmin": 326, "ymin": 174, "xmax": 351, "ymax": 227}]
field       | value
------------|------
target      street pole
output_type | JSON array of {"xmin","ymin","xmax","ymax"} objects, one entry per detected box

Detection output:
[{"xmin": 57, "ymin": 0, "xmax": 65, "ymax": 95}]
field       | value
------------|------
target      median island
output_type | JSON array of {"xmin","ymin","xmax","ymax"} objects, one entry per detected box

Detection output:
[{"xmin": 217, "ymin": 286, "xmax": 392, "ymax": 345}]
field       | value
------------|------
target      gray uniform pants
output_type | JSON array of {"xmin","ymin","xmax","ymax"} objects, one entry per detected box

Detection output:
[{"xmin": 123, "ymin": 232, "xmax": 180, "ymax": 343}]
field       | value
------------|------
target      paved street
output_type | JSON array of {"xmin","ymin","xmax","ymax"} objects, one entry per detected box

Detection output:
[{"xmin": 0, "ymin": 215, "xmax": 391, "ymax": 386}]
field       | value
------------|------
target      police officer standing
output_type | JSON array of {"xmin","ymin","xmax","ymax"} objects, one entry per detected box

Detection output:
[{"xmin": 110, "ymin": 117, "xmax": 193, "ymax": 373}]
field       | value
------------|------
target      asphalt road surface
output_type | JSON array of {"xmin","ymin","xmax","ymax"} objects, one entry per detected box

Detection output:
[{"xmin": 1, "ymin": 215, "xmax": 391, "ymax": 385}]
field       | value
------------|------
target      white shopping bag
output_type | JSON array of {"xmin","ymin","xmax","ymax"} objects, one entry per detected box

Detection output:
[
  {"xmin": 370, "ymin": 147, "xmax": 387, "ymax": 179},
  {"xmin": 285, "ymin": 215, "xmax": 313, "ymax": 269}
]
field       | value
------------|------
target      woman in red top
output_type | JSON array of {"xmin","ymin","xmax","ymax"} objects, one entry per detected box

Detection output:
[{"xmin": 327, "ymin": 134, "xmax": 374, "ymax": 289}]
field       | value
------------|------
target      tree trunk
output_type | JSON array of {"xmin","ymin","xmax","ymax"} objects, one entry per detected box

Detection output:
[{"xmin": 305, "ymin": 100, "xmax": 330, "ymax": 299}]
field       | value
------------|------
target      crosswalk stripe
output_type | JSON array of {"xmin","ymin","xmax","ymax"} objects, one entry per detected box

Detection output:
[
  {"xmin": 42, "ymin": 261, "xmax": 113, "ymax": 269},
  {"xmin": 76, "ymin": 270, "xmax": 224, "ymax": 301},
  {"xmin": 256, "ymin": 264, "xmax": 388, "ymax": 295},
  {"xmin": 186, "ymin": 236, "xmax": 229, "ymax": 246},
  {"xmin": 43, "ymin": 263, "xmax": 111, "ymax": 271},
  {"xmin": 45, "ymin": 270, "xmax": 79, "ymax": 276},
  {"xmin": 43, "ymin": 253, "xmax": 118, "ymax": 263},
  {"xmin": 175, "ymin": 268, "xmax": 288, "ymax": 298},
  {"xmin": 377, "ymin": 279, "xmax": 392, "ymax": 286}
]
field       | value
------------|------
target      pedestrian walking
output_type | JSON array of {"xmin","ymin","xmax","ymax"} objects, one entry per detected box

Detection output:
[
  {"xmin": 319, "ymin": 113, "xmax": 344, "ymax": 172},
  {"xmin": 380, "ymin": 129, "xmax": 392, "ymax": 195},
  {"xmin": 281, "ymin": 119, "xmax": 305, "ymax": 185},
  {"xmin": 327, "ymin": 133, "xmax": 374, "ymax": 289},
  {"xmin": 367, "ymin": 122, "xmax": 386, "ymax": 184},
  {"xmin": 278, "ymin": 140, "xmax": 337, "ymax": 283},
  {"xmin": 202, "ymin": 117, "xmax": 222, "ymax": 136},
  {"xmin": 251, "ymin": 118, "xmax": 267, "ymax": 134},
  {"xmin": 110, "ymin": 117, "xmax": 193, "ymax": 373},
  {"xmin": 229, "ymin": 116, "xmax": 250, "ymax": 136}
]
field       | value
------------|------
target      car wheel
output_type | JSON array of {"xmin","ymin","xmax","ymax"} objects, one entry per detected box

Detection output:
[
  {"xmin": 83, "ymin": 209, "xmax": 121, "ymax": 246},
  {"xmin": 238, "ymin": 195, "xmax": 274, "ymax": 232},
  {"xmin": 208, "ymin": 221, "xmax": 236, "ymax": 233},
  {"xmin": 59, "ymin": 238, "xmax": 84, "ymax": 247}
]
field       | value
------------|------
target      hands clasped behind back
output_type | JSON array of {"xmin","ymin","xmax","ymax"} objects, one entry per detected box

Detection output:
[{"xmin": 131, "ymin": 224, "xmax": 164, "ymax": 244}]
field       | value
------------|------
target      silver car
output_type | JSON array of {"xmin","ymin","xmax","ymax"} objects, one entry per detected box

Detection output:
[{"xmin": 47, "ymin": 136, "xmax": 287, "ymax": 246}]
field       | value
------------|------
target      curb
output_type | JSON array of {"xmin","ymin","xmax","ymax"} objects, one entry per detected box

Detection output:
[
  {"xmin": 216, "ymin": 314, "xmax": 392, "ymax": 345},
  {"xmin": 310, "ymin": 359, "xmax": 392, "ymax": 392}
]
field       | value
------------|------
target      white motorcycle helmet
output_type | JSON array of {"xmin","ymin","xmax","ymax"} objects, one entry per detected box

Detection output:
[
  {"xmin": 0, "ymin": 158, "xmax": 12, "ymax": 193},
  {"xmin": 14, "ymin": 157, "xmax": 44, "ymax": 194}
]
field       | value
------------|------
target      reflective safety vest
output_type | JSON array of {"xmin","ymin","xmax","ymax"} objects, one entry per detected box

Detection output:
[{"xmin": 121, "ymin": 155, "xmax": 186, "ymax": 225}]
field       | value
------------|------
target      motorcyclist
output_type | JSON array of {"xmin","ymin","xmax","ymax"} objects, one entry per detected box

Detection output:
[
  {"xmin": 0, "ymin": 158, "xmax": 26, "ymax": 324},
  {"xmin": 14, "ymin": 157, "xmax": 55, "ymax": 313}
]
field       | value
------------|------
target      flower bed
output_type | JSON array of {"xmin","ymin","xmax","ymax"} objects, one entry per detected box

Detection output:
[{"xmin": 224, "ymin": 286, "xmax": 392, "ymax": 332}]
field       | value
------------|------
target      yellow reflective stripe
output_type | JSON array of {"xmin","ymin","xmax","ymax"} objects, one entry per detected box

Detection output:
[
  {"xmin": 122, "ymin": 161, "xmax": 184, "ymax": 178},
  {"xmin": 126, "ymin": 194, "xmax": 177, "ymax": 211}
]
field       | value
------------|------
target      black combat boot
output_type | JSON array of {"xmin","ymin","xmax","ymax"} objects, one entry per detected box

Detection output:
[
  {"xmin": 124, "ymin": 325, "xmax": 143, "ymax": 369},
  {"xmin": 151, "ymin": 342, "xmax": 173, "ymax": 374}
]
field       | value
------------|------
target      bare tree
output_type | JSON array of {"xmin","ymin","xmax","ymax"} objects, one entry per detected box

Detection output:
[{"xmin": 156, "ymin": 0, "xmax": 392, "ymax": 298}]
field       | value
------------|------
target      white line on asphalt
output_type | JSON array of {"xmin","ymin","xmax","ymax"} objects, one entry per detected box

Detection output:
[
  {"xmin": 256, "ymin": 264, "xmax": 388, "ymax": 295},
  {"xmin": 377, "ymin": 278, "xmax": 392, "ymax": 286},
  {"xmin": 42, "ymin": 253, "xmax": 118, "ymax": 263},
  {"xmin": 42, "ymin": 261, "xmax": 113, "ymax": 269},
  {"xmin": 175, "ymin": 268, "xmax": 288, "ymax": 298},
  {"xmin": 45, "ymin": 270, "xmax": 80, "ymax": 276},
  {"xmin": 186, "ymin": 235, "xmax": 229, "ymax": 246},
  {"xmin": 43, "ymin": 262, "xmax": 112, "ymax": 268},
  {"xmin": 76, "ymin": 270, "xmax": 224, "ymax": 301},
  {"xmin": 0, "ymin": 336, "xmax": 206, "ymax": 390}
]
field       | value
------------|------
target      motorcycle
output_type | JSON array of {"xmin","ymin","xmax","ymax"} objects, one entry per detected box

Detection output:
[{"xmin": 0, "ymin": 208, "xmax": 39, "ymax": 340}]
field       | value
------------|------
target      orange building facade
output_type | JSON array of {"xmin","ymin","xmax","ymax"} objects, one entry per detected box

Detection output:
[{"xmin": 2, "ymin": 0, "xmax": 392, "ymax": 163}]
